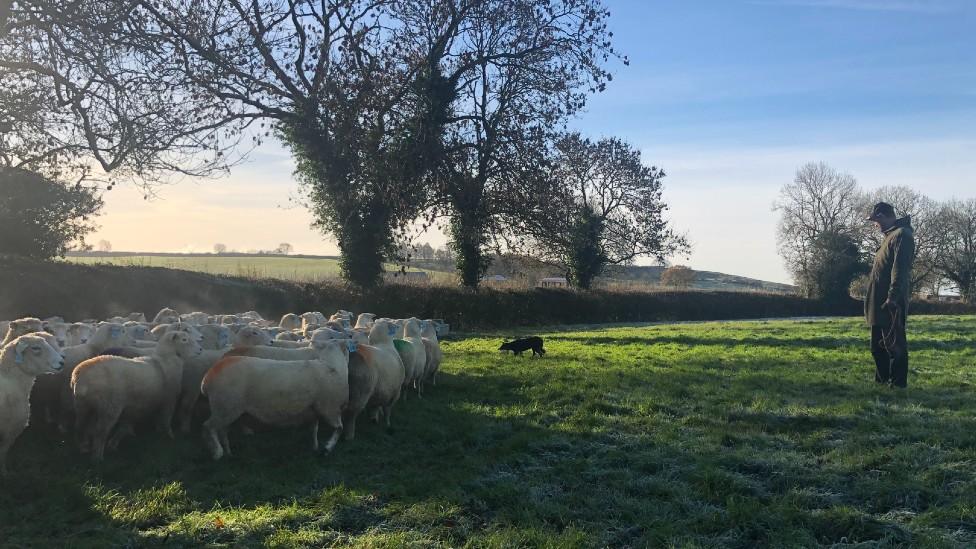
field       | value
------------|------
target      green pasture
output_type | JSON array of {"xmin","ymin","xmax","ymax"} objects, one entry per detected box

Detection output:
[
  {"xmin": 64, "ymin": 255, "xmax": 455, "ymax": 284},
  {"xmin": 3, "ymin": 316, "xmax": 975, "ymax": 547}
]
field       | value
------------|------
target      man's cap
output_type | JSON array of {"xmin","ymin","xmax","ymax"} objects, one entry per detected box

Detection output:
[{"xmin": 865, "ymin": 201, "xmax": 896, "ymax": 221}]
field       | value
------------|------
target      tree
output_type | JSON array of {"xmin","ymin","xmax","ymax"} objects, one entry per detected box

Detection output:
[
  {"xmin": 506, "ymin": 134, "xmax": 689, "ymax": 289},
  {"xmin": 804, "ymin": 229, "xmax": 868, "ymax": 303},
  {"xmin": 214, "ymin": 243, "xmax": 227, "ymax": 254},
  {"xmin": 0, "ymin": 167, "xmax": 103, "ymax": 259},
  {"xmin": 276, "ymin": 243, "xmax": 293, "ymax": 255},
  {"xmin": 936, "ymin": 199, "xmax": 976, "ymax": 303},
  {"xmin": 862, "ymin": 186, "xmax": 948, "ymax": 294},
  {"xmin": 661, "ymin": 265, "xmax": 696, "ymax": 288},
  {"xmin": 4, "ymin": 0, "xmax": 453, "ymax": 287},
  {"xmin": 97, "ymin": 240, "xmax": 112, "ymax": 253},
  {"xmin": 773, "ymin": 162, "xmax": 867, "ymax": 298},
  {"xmin": 429, "ymin": 0, "xmax": 620, "ymax": 287}
]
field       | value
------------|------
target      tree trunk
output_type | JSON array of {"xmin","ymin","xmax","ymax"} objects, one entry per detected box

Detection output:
[{"xmin": 452, "ymin": 208, "xmax": 487, "ymax": 288}]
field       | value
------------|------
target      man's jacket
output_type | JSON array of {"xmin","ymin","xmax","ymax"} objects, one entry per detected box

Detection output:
[{"xmin": 865, "ymin": 216, "xmax": 915, "ymax": 326}]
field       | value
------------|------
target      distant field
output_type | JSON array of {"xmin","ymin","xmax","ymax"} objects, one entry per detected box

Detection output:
[
  {"xmin": 65, "ymin": 255, "xmax": 455, "ymax": 283},
  {"xmin": 3, "ymin": 317, "xmax": 975, "ymax": 546}
]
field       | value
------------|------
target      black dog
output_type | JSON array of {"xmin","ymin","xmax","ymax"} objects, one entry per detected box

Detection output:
[{"xmin": 499, "ymin": 336, "xmax": 546, "ymax": 357}]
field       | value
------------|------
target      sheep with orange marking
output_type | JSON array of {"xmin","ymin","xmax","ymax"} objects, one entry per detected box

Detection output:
[
  {"xmin": 0, "ymin": 335, "xmax": 64, "ymax": 475},
  {"xmin": 172, "ymin": 325, "xmax": 272, "ymax": 434},
  {"xmin": 200, "ymin": 339, "xmax": 351, "ymax": 460},
  {"xmin": 71, "ymin": 331, "xmax": 202, "ymax": 461}
]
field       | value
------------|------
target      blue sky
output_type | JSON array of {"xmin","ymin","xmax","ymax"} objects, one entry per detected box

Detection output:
[{"xmin": 92, "ymin": 0, "xmax": 976, "ymax": 284}]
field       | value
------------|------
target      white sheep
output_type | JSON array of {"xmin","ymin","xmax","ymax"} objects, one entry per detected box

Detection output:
[
  {"xmin": 239, "ymin": 311, "xmax": 264, "ymax": 323},
  {"xmin": 279, "ymin": 313, "xmax": 302, "ymax": 331},
  {"xmin": 67, "ymin": 323, "xmax": 94, "ymax": 346},
  {"xmin": 399, "ymin": 318, "xmax": 428, "ymax": 396},
  {"xmin": 2, "ymin": 317, "xmax": 44, "ymax": 346},
  {"xmin": 180, "ymin": 312, "xmax": 211, "ymax": 326},
  {"xmin": 365, "ymin": 320, "xmax": 407, "ymax": 422},
  {"xmin": 275, "ymin": 331, "xmax": 303, "ymax": 342},
  {"xmin": 354, "ymin": 313, "xmax": 376, "ymax": 329},
  {"xmin": 127, "ymin": 312, "xmax": 148, "ymax": 323},
  {"xmin": 43, "ymin": 320, "xmax": 70, "ymax": 348},
  {"xmin": 421, "ymin": 320, "xmax": 444, "ymax": 387},
  {"xmin": 152, "ymin": 308, "xmax": 180, "ymax": 325},
  {"xmin": 197, "ymin": 325, "xmax": 233, "ymax": 350},
  {"xmin": 47, "ymin": 322, "xmax": 132, "ymax": 431},
  {"xmin": 0, "ymin": 335, "xmax": 64, "ymax": 475},
  {"xmin": 72, "ymin": 331, "xmax": 202, "ymax": 461},
  {"xmin": 200, "ymin": 339, "xmax": 351, "ymax": 460}
]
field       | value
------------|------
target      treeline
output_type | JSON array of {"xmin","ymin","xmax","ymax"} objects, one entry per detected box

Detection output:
[
  {"xmin": 3, "ymin": 255, "xmax": 973, "ymax": 330},
  {"xmin": 774, "ymin": 162, "xmax": 976, "ymax": 303},
  {"xmin": 0, "ymin": 1, "xmax": 688, "ymax": 291}
]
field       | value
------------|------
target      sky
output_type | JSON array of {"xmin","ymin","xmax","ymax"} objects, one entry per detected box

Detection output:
[{"xmin": 88, "ymin": 0, "xmax": 976, "ymax": 284}]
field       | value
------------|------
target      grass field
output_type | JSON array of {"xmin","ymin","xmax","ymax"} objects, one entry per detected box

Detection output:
[
  {"xmin": 65, "ymin": 255, "xmax": 454, "ymax": 283},
  {"xmin": 3, "ymin": 316, "xmax": 976, "ymax": 547}
]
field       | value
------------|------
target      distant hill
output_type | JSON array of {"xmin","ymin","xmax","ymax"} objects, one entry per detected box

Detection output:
[{"xmin": 66, "ymin": 252, "xmax": 796, "ymax": 293}]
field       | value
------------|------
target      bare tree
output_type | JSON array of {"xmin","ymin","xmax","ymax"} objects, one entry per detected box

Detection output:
[
  {"xmin": 276, "ymin": 242, "xmax": 293, "ymax": 255},
  {"xmin": 862, "ymin": 186, "xmax": 948, "ymax": 294},
  {"xmin": 506, "ymin": 133, "xmax": 689, "ymax": 289},
  {"xmin": 773, "ymin": 162, "xmax": 866, "ymax": 297},
  {"xmin": 97, "ymin": 240, "xmax": 112, "ymax": 253},
  {"xmin": 661, "ymin": 265, "xmax": 695, "ymax": 288},
  {"xmin": 213, "ymin": 243, "xmax": 227, "ymax": 254},
  {"xmin": 936, "ymin": 199, "xmax": 976, "ymax": 303}
]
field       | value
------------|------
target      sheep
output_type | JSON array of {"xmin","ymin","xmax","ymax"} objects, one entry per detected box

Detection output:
[
  {"xmin": 152, "ymin": 308, "xmax": 180, "ymax": 325},
  {"xmin": 355, "ymin": 313, "xmax": 376, "ymax": 329},
  {"xmin": 198, "ymin": 325, "xmax": 233, "ymax": 350},
  {"xmin": 0, "ymin": 321, "xmax": 8, "ymax": 341},
  {"xmin": 67, "ymin": 323, "xmax": 94, "ymax": 346},
  {"xmin": 180, "ymin": 312, "xmax": 211, "ymax": 326},
  {"xmin": 43, "ymin": 320, "xmax": 70, "ymax": 348},
  {"xmin": 239, "ymin": 311, "xmax": 264, "ymax": 323},
  {"xmin": 421, "ymin": 320, "xmax": 444, "ymax": 387},
  {"xmin": 2, "ymin": 317, "xmax": 44, "ymax": 346},
  {"xmin": 234, "ymin": 325, "xmax": 274, "ymax": 347},
  {"xmin": 124, "ymin": 322, "xmax": 156, "ymax": 343},
  {"xmin": 200, "ymin": 339, "xmax": 351, "ymax": 460},
  {"xmin": 0, "ymin": 335, "xmax": 64, "ymax": 475},
  {"xmin": 44, "ymin": 322, "xmax": 132, "ymax": 430},
  {"xmin": 275, "ymin": 331, "xmax": 303, "ymax": 342},
  {"xmin": 215, "ymin": 314, "xmax": 241, "ymax": 326},
  {"xmin": 72, "ymin": 331, "xmax": 202, "ymax": 461},
  {"xmin": 279, "ymin": 313, "xmax": 302, "ymax": 331},
  {"xmin": 342, "ymin": 345, "xmax": 378, "ymax": 441},
  {"xmin": 367, "ymin": 320, "xmax": 408, "ymax": 415},
  {"xmin": 397, "ymin": 319, "xmax": 428, "ymax": 396},
  {"xmin": 127, "ymin": 312, "xmax": 147, "ymax": 323}
]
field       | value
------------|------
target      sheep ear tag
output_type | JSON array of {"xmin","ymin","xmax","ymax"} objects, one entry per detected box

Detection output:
[
  {"xmin": 346, "ymin": 340, "xmax": 357, "ymax": 353},
  {"xmin": 14, "ymin": 339, "xmax": 30, "ymax": 364},
  {"xmin": 388, "ymin": 325, "xmax": 397, "ymax": 336},
  {"xmin": 110, "ymin": 326, "xmax": 122, "ymax": 338}
]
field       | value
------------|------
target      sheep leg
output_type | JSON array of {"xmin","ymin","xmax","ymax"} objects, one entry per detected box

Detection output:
[
  {"xmin": 0, "ymin": 438, "xmax": 10, "ymax": 477},
  {"xmin": 218, "ymin": 429, "xmax": 232, "ymax": 457},
  {"xmin": 370, "ymin": 407, "xmax": 381, "ymax": 424},
  {"xmin": 382, "ymin": 405, "xmax": 393, "ymax": 428},
  {"xmin": 89, "ymin": 411, "xmax": 121, "ymax": 462},
  {"xmin": 157, "ymin": 400, "xmax": 178, "ymax": 439},
  {"xmin": 342, "ymin": 408, "xmax": 360, "ymax": 441},
  {"xmin": 107, "ymin": 422, "xmax": 135, "ymax": 451},
  {"xmin": 176, "ymin": 391, "xmax": 200, "ymax": 434},
  {"xmin": 310, "ymin": 420, "xmax": 319, "ymax": 451},
  {"xmin": 201, "ymin": 420, "xmax": 225, "ymax": 460}
]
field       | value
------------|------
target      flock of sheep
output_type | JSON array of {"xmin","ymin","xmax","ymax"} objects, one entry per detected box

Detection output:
[{"xmin": 0, "ymin": 308, "xmax": 446, "ymax": 474}]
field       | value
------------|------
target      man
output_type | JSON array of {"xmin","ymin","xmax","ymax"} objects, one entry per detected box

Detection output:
[{"xmin": 864, "ymin": 202, "xmax": 915, "ymax": 388}]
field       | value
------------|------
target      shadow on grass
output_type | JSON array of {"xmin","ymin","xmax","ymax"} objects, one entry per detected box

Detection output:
[{"xmin": 4, "ymin": 352, "xmax": 975, "ymax": 547}]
